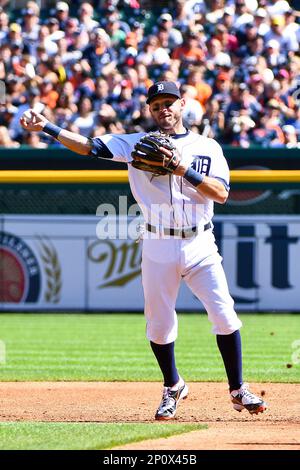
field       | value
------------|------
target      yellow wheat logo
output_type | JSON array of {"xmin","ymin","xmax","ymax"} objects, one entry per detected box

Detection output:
[{"xmin": 38, "ymin": 237, "xmax": 62, "ymax": 303}]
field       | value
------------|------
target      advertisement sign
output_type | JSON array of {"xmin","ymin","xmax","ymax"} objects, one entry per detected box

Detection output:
[
  {"xmin": 215, "ymin": 216, "xmax": 300, "ymax": 311},
  {"xmin": 0, "ymin": 216, "xmax": 87, "ymax": 310},
  {"xmin": 0, "ymin": 215, "xmax": 299, "ymax": 312}
]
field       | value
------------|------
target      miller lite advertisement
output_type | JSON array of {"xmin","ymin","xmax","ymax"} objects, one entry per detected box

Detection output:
[{"xmin": 0, "ymin": 215, "xmax": 299, "ymax": 312}]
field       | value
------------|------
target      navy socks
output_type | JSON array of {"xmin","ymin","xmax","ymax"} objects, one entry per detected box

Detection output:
[
  {"xmin": 150, "ymin": 331, "xmax": 242, "ymax": 391},
  {"xmin": 216, "ymin": 330, "xmax": 243, "ymax": 392},
  {"xmin": 150, "ymin": 341, "xmax": 179, "ymax": 387}
]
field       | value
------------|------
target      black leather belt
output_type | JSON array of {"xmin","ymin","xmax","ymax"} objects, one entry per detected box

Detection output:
[{"xmin": 146, "ymin": 222, "xmax": 211, "ymax": 238}]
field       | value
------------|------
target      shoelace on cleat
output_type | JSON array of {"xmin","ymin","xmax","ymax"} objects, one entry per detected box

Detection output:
[
  {"xmin": 161, "ymin": 389, "xmax": 176, "ymax": 407},
  {"xmin": 239, "ymin": 386, "xmax": 260, "ymax": 403}
]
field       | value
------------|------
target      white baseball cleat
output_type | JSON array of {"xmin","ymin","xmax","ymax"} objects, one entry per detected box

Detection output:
[
  {"xmin": 155, "ymin": 378, "xmax": 189, "ymax": 420},
  {"xmin": 230, "ymin": 383, "xmax": 267, "ymax": 415}
]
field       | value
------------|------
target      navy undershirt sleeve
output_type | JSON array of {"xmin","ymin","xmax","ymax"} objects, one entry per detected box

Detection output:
[{"xmin": 89, "ymin": 137, "xmax": 114, "ymax": 159}]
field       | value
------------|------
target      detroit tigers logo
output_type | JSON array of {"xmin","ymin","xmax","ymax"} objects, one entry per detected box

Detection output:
[
  {"xmin": 157, "ymin": 84, "xmax": 164, "ymax": 92},
  {"xmin": 191, "ymin": 156, "xmax": 211, "ymax": 176}
]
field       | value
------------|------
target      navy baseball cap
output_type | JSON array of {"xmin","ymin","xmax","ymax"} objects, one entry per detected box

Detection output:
[{"xmin": 146, "ymin": 81, "xmax": 181, "ymax": 104}]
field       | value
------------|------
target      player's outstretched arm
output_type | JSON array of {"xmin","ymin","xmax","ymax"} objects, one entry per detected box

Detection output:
[{"xmin": 20, "ymin": 110, "xmax": 92, "ymax": 155}]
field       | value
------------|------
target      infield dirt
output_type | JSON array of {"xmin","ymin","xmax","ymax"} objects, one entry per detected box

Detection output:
[{"xmin": 0, "ymin": 382, "xmax": 299, "ymax": 450}]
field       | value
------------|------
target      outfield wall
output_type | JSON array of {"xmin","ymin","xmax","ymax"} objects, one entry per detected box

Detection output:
[
  {"xmin": 1, "ymin": 146, "xmax": 300, "ymax": 170},
  {"xmin": 0, "ymin": 215, "xmax": 299, "ymax": 312}
]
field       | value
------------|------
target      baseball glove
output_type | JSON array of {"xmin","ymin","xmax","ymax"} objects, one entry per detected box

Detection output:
[{"xmin": 131, "ymin": 132, "xmax": 181, "ymax": 176}]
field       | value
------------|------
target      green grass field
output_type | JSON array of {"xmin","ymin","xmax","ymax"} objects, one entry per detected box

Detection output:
[
  {"xmin": 0, "ymin": 313, "xmax": 299, "ymax": 449},
  {"xmin": 0, "ymin": 313, "xmax": 299, "ymax": 382},
  {"xmin": 0, "ymin": 422, "xmax": 205, "ymax": 450}
]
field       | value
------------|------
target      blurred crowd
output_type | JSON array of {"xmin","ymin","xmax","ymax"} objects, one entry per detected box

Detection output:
[{"xmin": 0, "ymin": 0, "xmax": 299, "ymax": 149}]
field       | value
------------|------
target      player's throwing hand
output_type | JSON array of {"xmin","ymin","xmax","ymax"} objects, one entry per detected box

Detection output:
[{"xmin": 20, "ymin": 110, "xmax": 48, "ymax": 132}]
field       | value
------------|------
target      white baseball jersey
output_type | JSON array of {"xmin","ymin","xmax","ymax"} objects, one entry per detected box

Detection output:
[
  {"xmin": 99, "ymin": 130, "xmax": 230, "ymax": 229},
  {"xmin": 93, "ymin": 130, "xmax": 241, "ymax": 343}
]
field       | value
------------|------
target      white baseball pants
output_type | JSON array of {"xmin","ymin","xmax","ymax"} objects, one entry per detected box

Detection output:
[{"xmin": 141, "ymin": 229, "xmax": 242, "ymax": 344}]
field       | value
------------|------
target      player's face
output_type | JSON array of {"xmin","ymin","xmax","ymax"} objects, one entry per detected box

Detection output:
[{"xmin": 149, "ymin": 95, "xmax": 184, "ymax": 132}]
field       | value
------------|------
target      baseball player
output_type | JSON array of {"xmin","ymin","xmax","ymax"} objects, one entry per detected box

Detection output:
[{"xmin": 20, "ymin": 81, "xmax": 267, "ymax": 420}]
